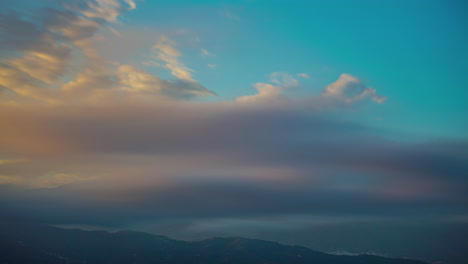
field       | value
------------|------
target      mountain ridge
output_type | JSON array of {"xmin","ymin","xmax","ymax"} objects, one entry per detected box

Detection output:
[{"xmin": 0, "ymin": 222, "xmax": 429, "ymax": 264}]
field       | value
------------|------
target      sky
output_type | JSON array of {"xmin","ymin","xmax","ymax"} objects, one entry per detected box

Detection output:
[{"xmin": 0, "ymin": 0, "xmax": 467, "ymax": 263}]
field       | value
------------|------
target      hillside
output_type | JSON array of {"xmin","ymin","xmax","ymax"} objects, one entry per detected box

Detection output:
[{"xmin": 0, "ymin": 223, "xmax": 428, "ymax": 264}]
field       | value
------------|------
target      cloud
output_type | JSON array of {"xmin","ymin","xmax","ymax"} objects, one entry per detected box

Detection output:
[
  {"xmin": 0, "ymin": 64, "xmax": 60, "ymax": 104},
  {"xmin": 323, "ymin": 73, "xmax": 387, "ymax": 104},
  {"xmin": 61, "ymin": 63, "xmax": 118, "ymax": 102},
  {"xmin": 269, "ymin": 72, "xmax": 299, "ymax": 88},
  {"xmin": 133, "ymin": 35, "xmax": 216, "ymax": 98},
  {"xmin": 117, "ymin": 64, "xmax": 216, "ymax": 99},
  {"xmin": 0, "ymin": 0, "xmax": 217, "ymax": 104},
  {"xmin": 0, "ymin": 12, "xmax": 44, "ymax": 52},
  {"xmin": 0, "ymin": 0, "xmax": 128, "ymax": 104},
  {"xmin": 237, "ymin": 72, "xmax": 387, "ymax": 107},
  {"xmin": 237, "ymin": 72, "xmax": 299, "ymax": 103},
  {"xmin": 79, "ymin": 0, "xmax": 136, "ymax": 23},
  {"xmin": 123, "ymin": 0, "xmax": 136, "ymax": 10},
  {"xmin": 0, "ymin": 101, "xmax": 465, "ymax": 194},
  {"xmin": 150, "ymin": 36, "xmax": 195, "ymax": 81},
  {"xmin": 0, "ymin": 172, "xmax": 88, "ymax": 189},
  {"xmin": 0, "ymin": 159, "xmax": 27, "ymax": 165},
  {"xmin": 237, "ymin": 83, "xmax": 283, "ymax": 103},
  {"xmin": 201, "ymin": 48, "xmax": 214, "ymax": 57},
  {"xmin": 297, "ymin": 73, "xmax": 310, "ymax": 79},
  {"xmin": 6, "ymin": 42, "xmax": 72, "ymax": 84}
]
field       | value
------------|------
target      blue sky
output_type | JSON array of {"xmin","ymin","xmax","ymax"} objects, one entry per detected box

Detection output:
[{"xmin": 121, "ymin": 0, "xmax": 466, "ymax": 139}]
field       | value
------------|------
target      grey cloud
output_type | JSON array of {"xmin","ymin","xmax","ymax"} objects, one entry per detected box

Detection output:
[
  {"xmin": 0, "ymin": 103, "xmax": 466, "ymax": 216},
  {"xmin": 0, "ymin": 11, "xmax": 44, "ymax": 52},
  {"xmin": 1, "ymin": 85, "xmax": 465, "ymax": 264},
  {"xmin": 45, "ymin": 8, "xmax": 103, "ymax": 42},
  {"xmin": 2, "ymin": 103, "xmax": 465, "ymax": 187},
  {"xmin": 167, "ymin": 79, "xmax": 217, "ymax": 98}
]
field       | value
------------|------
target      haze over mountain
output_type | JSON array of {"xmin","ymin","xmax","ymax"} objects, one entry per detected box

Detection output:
[{"xmin": 0, "ymin": 223, "xmax": 429, "ymax": 264}]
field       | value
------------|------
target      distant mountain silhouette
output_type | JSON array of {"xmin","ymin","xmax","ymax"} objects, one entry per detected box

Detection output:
[{"xmin": 0, "ymin": 222, "xmax": 428, "ymax": 264}]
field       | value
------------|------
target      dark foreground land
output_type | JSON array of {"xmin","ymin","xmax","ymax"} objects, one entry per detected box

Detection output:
[{"xmin": 0, "ymin": 222, "xmax": 428, "ymax": 264}]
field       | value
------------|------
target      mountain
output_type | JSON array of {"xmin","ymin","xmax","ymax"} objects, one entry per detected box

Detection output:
[{"xmin": 0, "ymin": 222, "xmax": 428, "ymax": 264}]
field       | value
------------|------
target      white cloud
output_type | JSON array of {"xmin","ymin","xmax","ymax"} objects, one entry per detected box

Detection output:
[
  {"xmin": 80, "ymin": 0, "xmax": 131, "ymax": 23},
  {"xmin": 297, "ymin": 73, "xmax": 310, "ymax": 79},
  {"xmin": 269, "ymin": 72, "xmax": 299, "ymax": 88},
  {"xmin": 117, "ymin": 64, "xmax": 215, "ymax": 99},
  {"xmin": 236, "ymin": 72, "xmax": 298, "ymax": 103},
  {"xmin": 237, "ymin": 72, "xmax": 386, "ymax": 106},
  {"xmin": 236, "ymin": 83, "xmax": 282, "ymax": 103},
  {"xmin": 323, "ymin": 73, "xmax": 387, "ymax": 104},
  {"xmin": 150, "ymin": 36, "xmax": 195, "ymax": 81},
  {"xmin": 123, "ymin": 0, "xmax": 136, "ymax": 10},
  {"xmin": 201, "ymin": 48, "xmax": 214, "ymax": 57}
]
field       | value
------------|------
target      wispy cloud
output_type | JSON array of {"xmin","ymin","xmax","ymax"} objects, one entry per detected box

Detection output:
[
  {"xmin": 297, "ymin": 73, "xmax": 310, "ymax": 79},
  {"xmin": 150, "ymin": 36, "xmax": 194, "ymax": 81},
  {"xmin": 201, "ymin": 48, "xmax": 214, "ymax": 57},
  {"xmin": 0, "ymin": 0, "xmax": 216, "ymax": 105}
]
